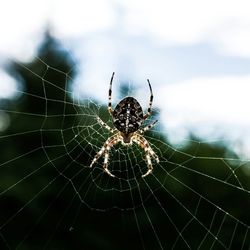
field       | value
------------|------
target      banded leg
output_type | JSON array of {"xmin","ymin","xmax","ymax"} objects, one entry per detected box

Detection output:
[
  {"xmin": 90, "ymin": 133, "xmax": 122, "ymax": 177},
  {"xmin": 143, "ymin": 79, "xmax": 154, "ymax": 120},
  {"xmin": 90, "ymin": 134, "xmax": 118, "ymax": 168},
  {"xmin": 103, "ymin": 149, "xmax": 115, "ymax": 177},
  {"xmin": 103, "ymin": 135, "xmax": 122, "ymax": 177},
  {"xmin": 102, "ymin": 139, "xmax": 118, "ymax": 177},
  {"xmin": 136, "ymin": 134, "xmax": 159, "ymax": 162},
  {"xmin": 139, "ymin": 119, "xmax": 158, "ymax": 134},
  {"xmin": 96, "ymin": 116, "xmax": 116, "ymax": 133},
  {"xmin": 143, "ymin": 153, "xmax": 153, "ymax": 178},
  {"xmin": 108, "ymin": 72, "xmax": 115, "ymax": 115},
  {"xmin": 133, "ymin": 134, "xmax": 159, "ymax": 177}
]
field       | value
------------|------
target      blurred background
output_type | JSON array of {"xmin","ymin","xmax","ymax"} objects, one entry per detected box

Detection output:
[{"xmin": 0, "ymin": 1, "xmax": 250, "ymax": 249}]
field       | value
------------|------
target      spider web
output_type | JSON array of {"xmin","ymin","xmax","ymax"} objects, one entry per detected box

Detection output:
[{"xmin": 0, "ymin": 36, "xmax": 250, "ymax": 250}]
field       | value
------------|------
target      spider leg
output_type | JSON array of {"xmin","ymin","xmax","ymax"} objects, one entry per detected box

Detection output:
[
  {"xmin": 90, "ymin": 134, "xmax": 117, "ymax": 168},
  {"xmin": 132, "ymin": 133, "xmax": 159, "ymax": 177},
  {"xmin": 103, "ymin": 149, "xmax": 115, "ymax": 177},
  {"xmin": 103, "ymin": 135, "xmax": 122, "ymax": 177},
  {"xmin": 90, "ymin": 145, "xmax": 105, "ymax": 168},
  {"xmin": 142, "ymin": 154, "xmax": 153, "ymax": 178},
  {"xmin": 134, "ymin": 134, "xmax": 159, "ymax": 161},
  {"xmin": 139, "ymin": 119, "xmax": 158, "ymax": 134},
  {"xmin": 143, "ymin": 79, "xmax": 153, "ymax": 120},
  {"xmin": 108, "ymin": 72, "xmax": 115, "ymax": 115},
  {"xmin": 96, "ymin": 116, "xmax": 116, "ymax": 133},
  {"xmin": 90, "ymin": 133, "xmax": 122, "ymax": 177}
]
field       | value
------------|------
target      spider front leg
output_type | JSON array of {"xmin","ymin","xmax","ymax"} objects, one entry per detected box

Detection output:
[
  {"xmin": 143, "ymin": 153, "xmax": 153, "ymax": 178},
  {"xmin": 132, "ymin": 133, "xmax": 159, "ymax": 177},
  {"xmin": 90, "ymin": 133, "xmax": 121, "ymax": 177},
  {"xmin": 102, "ymin": 140, "xmax": 121, "ymax": 177},
  {"xmin": 90, "ymin": 145, "xmax": 105, "ymax": 169},
  {"xmin": 103, "ymin": 149, "xmax": 115, "ymax": 177}
]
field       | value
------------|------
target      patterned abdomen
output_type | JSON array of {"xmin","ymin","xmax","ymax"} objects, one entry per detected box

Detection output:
[{"xmin": 113, "ymin": 97, "xmax": 143, "ymax": 133}]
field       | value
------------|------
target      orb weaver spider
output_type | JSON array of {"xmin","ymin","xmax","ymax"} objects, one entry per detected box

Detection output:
[{"xmin": 90, "ymin": 72, "xmax": 159, "ymax": 178}]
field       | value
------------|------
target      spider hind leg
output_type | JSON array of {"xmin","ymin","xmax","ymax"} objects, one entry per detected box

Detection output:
[
  {"xmin": 143, "ymin": 79, "xmax": 154, "ymax": 120},
  {"xmin": 108, "ymin": 72, "xmax": 115, "ymax": 115}
]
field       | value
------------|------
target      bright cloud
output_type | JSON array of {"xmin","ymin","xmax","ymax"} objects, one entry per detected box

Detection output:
[
  {"xmin": 156, "ymin": 75, "xmax": 250, "ymax": 151},
  {"xmin": 51, "ymin": 0, "xmax": 115, "ymax": 37},
  {"xmin": 118, "ymin": 0, "xmax": 250, "ymax": 57},
  {"xmin": 0, "ymin": 0, "xmax": 49, "ymax": 61},
  {"xmin": 0, "ymin": 69, "xmax": 17, "ymax": 98},
  {"xmin": 1, "ymin": 0, "xmax": 250, "ymax": 59},
  {"xmin": 158, "ymin": 76, "xmax": 250, "ymax": 125}
]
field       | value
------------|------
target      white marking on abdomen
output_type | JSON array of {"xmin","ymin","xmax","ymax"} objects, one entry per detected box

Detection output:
[{"xmin": 125, "ymin": 104, "xmax": 130, "ymax": 133}]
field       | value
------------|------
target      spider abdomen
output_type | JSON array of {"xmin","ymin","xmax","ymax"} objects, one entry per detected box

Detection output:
[{"xmin": 113, "ymin": 97, "xmax": 143, "ymax": 133}]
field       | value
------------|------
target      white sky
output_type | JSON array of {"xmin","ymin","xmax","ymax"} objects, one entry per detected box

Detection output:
[{"xmin": 0, "ymin": 0, "xmax": 250, "ymax": 155}]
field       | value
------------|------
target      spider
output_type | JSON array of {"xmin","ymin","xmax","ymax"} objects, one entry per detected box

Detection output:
[{"xmin": 90, "ymin": 72, "xmax": 159, "ymax": 178}]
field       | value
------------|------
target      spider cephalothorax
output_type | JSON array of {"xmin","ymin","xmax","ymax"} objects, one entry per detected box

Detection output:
[{"xmin": 90, "ymin": 72, "xmax": 159, "ymax": 178}]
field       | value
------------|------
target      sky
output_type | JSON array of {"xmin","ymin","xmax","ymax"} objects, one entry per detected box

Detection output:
[{"xmin": 0, "ymin": 0, "xmax": 250, "ymax": 155}]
